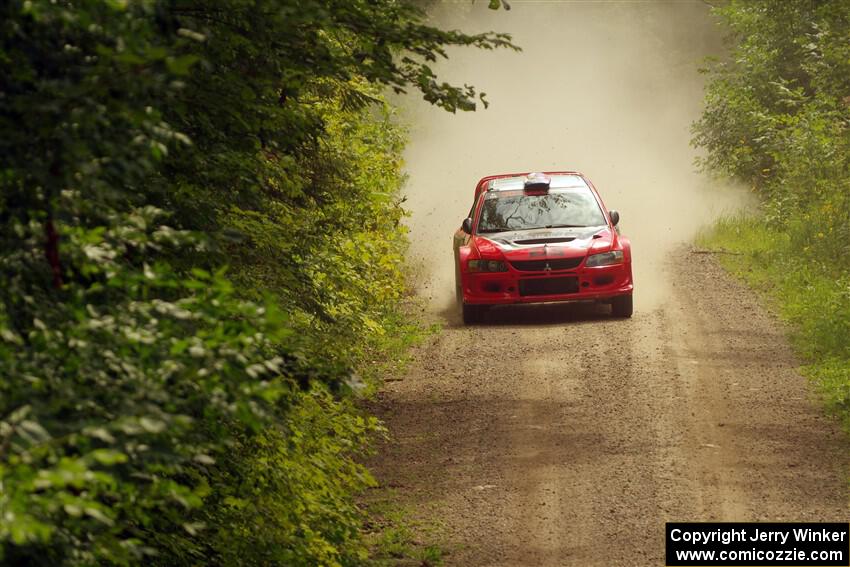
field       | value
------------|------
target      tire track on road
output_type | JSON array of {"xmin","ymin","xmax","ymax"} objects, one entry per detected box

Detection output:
[{"xmin": 368, "ymin": 251, "xmax": 848, "ymax": 566}]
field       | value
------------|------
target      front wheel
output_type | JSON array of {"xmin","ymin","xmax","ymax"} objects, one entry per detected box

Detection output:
[
  {"xmin": 462, "ymin": 303, "xmax": 488, "ymax": 325},
  {"xmin": 611, "ymin": 294, "xmax": 633, "ymax": 318}
]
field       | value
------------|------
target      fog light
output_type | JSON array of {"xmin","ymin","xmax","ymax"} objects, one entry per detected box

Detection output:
[{"xmin": 483, "ymin": 281, "xmax": 501, "ymax": 292}]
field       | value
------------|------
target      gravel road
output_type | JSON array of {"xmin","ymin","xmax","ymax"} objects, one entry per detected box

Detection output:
[{"xmin": 369, "ymin": 249, "xmax": 848, "ymax": 566}]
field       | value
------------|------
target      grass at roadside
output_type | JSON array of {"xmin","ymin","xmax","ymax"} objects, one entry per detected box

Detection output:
[
  {"xmin": 696, "ymin": 215, "xmax": 850, "ymax": 427},
  {"xmin": 359, "ymin": 300, "xmax": 445, "ymax": 564},
  {"xmin": 362, "ymin": 491, "xmax": 447, "ymax": 566}
]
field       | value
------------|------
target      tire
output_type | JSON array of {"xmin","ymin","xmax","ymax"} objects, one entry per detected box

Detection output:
[
  {"xmin": 462, "ymin": 303, "xmax": 487, "ymax": 325},
  {"xmin": 611, "ymin": 294, "xmax": 633, "ymax": 318}
]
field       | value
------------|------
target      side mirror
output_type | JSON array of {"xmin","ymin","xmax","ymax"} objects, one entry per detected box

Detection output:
[
  {"xmin": 461, "ymin": 218, "xmax": 473, "ymax": 234},
  {"xmin": 609, "ymin": 210, "xmax": 620, "ymax": 227}
]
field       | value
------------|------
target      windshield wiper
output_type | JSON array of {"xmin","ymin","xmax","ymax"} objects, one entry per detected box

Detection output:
[
  {"xmin": 478, "ymin": 224, "xmax": 589, "ymax": 233},
  {"xmin": 533, "ymin": 224, "xmax": 588, "ymax": 229}
]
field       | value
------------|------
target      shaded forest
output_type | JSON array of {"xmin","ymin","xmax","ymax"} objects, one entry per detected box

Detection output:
[{"xmin": 0, "ymin": 1, "xmax": 514, "ymax": 564}]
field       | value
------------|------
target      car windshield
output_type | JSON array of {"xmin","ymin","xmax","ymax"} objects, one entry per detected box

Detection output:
[{"xmin": 477, "ymin": 188, "xmax": 606, "ymax": 233}]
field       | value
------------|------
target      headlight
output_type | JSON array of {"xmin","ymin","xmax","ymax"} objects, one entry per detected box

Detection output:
[
  {"xmin": 468, "ymin": 259, "xmax": 508, "ymax": 272},
  {"xmin": 585, "ymin": 250, "xmax": 624, "ymax": 267}
]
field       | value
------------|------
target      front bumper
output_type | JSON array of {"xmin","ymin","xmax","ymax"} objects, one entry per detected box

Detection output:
[{"xmin": 461, "ymin": 262, "xmax": 633, "ymax": 305}]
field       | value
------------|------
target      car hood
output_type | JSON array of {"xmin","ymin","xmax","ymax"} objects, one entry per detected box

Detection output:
[{"xmin": 474, "ymin": 225, "xmax": 614, "ymax": 260}]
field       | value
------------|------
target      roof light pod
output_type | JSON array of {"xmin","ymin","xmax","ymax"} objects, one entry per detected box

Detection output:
[{"xmin": 524, "ymin": 172, "xmax": 551, "ymax": 192}]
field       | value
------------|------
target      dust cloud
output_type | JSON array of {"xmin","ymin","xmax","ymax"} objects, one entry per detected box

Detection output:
[{"xmin": 399, "ymin": 0, "xmax": 751, "ymax": 313}]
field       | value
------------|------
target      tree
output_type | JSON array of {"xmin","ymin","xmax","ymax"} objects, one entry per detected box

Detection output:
[{"xmin": 0, "ymin": 1, "xmax": 517, "ymax": 564}]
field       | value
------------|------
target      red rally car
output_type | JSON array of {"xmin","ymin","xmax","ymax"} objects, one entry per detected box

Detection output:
[{"xmin": 453, "ymin": 171, "xmax": 633, "ymax": 324}]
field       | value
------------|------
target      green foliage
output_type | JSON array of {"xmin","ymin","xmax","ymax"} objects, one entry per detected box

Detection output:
[
  {"xmin": 197, "ymin": 389, "xmax": 383, "ymax": 567},
  {"xmin": 693, "ymin": 1, "xmax": 850, "ymax": 253},
  {"xmin": 694, "ymin": 1, "xmax": 850, "ymax": 427},
  {"xmin": 0, "ymin": 0, "xmax": 515, "ymax": 564},
  {"xmin": 224, "ymin": 97, "xmax": 416, "ymax": 375},
  {"xmin": 1, "ymin": 207, "xmax": 299, "ymax": 565}
]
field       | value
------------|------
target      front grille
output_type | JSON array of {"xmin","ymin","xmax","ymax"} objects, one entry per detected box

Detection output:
[
  {"xmin": 510, "ymin": 257, "xmax": 583, "ymax": 271},
  {"xmin": 519, "ymin": 276, "xmax": 579, "ymax": 296}
]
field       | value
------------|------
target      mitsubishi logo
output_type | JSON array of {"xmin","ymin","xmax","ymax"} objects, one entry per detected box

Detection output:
[{"xmin": 544, "ymin": 262, "xmax": 552, "ymax": 272}]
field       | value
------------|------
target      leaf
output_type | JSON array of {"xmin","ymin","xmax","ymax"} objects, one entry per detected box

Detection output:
[
  {"xmin": 193, "ymin": 454, "xmax": 215, "ymax": 465},
  {"xmin": 84, "ymin": 507, "xmax": 115, "ymax": 526},
  {"xmin": 18, "ymin": 420, "xmax": 50, "ymax": 444},
  {"xmin": 166, "ymin": 55, "xmax": 200, "ymax": 76},
  {"xmin": 89, "ymin": 449, "xmax": 128, "ymax": 466}
]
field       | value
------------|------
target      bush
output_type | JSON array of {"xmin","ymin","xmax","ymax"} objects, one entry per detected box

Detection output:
[
  {"xmin": 0, "ymin": 209, "xmax": 297, "ymax": 564},
  {"xmin": 694, "ymin": 1, "xmax": 850, "ymax": 427},
  {"xmin": 0, "ymin": 0, "xmax": 516, "ymax": 564}
]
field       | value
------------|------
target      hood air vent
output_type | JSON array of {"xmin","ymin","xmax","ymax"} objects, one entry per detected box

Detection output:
[{"xmin": 513, "ymin": 237, "xmax": 576, "ymax": 245}]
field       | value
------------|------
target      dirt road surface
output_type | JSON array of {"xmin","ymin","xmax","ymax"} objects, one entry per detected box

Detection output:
[{"xmin": 369, "ymin": 250, "xmax": 848, "ymax": 566}]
